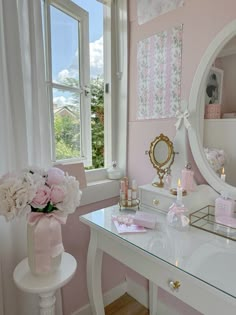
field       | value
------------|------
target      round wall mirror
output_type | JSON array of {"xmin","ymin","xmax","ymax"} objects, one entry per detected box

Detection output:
[
  {"xmin": 188, "ymin": 19, "xmax": 236, "ymax": 199},
  {"xmin": 149, "ymin": 133, "xmax": 175, "ymax": 187}
]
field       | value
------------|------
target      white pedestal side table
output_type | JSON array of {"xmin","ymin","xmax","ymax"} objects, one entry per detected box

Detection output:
[{"xmin": 13, "ymin": 252, "xmax": 77, "ymax": 315}]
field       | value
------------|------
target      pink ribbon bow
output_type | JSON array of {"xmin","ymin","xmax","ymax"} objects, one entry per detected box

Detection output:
[
  {"xmin": 169, "ymin": 203, "xmax": 186, "ymax": 214},
  {"xmin": 27, "ymin": 211, "xmax": 67, "ymax": 273}
]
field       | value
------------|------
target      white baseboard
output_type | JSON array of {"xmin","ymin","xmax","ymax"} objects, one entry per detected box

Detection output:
[
  {"xmin": 126, "ymin": 277, "xmax": 149, "ymax": 308},
  {"xmin": 103, "ymin": 281, "xmax": 127, "ymax": 306},
  {"xmin": 72, "ymin": 278, "xmax": 178, "ymax": 315},
  {"xmin": 72, "ymin": 281, "xmax": 127, "ymax": 315}
]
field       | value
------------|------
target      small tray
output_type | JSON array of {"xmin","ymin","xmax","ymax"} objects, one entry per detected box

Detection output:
[
  {"xmin": 119, "ymin": 198, "xmax": 140, "ymax": 210},
  {"xmin": 189, "ymin": 205, "xmax": 236, "ymax": 241},
  {"xmin": 170, "ymin": 188, "xmax": 187, "ymax": 196}
]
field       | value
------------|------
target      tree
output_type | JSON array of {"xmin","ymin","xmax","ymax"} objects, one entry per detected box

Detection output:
[
  {"xmin": 54, "ymin": 76, "xmax": 104, "ymax": 168},
  {"xmin": 90, "ymin": 77, "xmax": 104, "ymax": 168},
  {"xmin": 54, "ymin": 112, "xmax": 80, "ymax": 160}
]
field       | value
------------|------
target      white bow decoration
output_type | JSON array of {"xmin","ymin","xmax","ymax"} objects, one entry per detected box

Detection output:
[{"xmin": 175, "ymin": 109, "xmax": 191, "ymax": 130}]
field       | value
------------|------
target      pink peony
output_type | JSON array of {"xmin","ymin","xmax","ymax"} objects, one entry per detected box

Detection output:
[
  {"xmin": 47, "ymin": 168, "xmax": 65, "ymax": 187},
  {"xmin": 31, "ymin": 185, "xmax": 51, "ymax": 209},
  {"xmin": 50, "ymin": 185, "xmax": 65, "ymax": 204}
]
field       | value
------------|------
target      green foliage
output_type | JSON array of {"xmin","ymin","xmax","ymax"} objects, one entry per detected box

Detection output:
[
  {"xmin": 55, "ymin": 139, "xmax": 80, "ymax": 160},
  {"xmin": 54, "ymin": 113, "xmax": 80, "ymax": 160},
  {"xmin": 54, "ymin": 76, "xmax": 104, "ymax": 168},
  {"xmin": 90, "ymin": 77, "xmax": 104, "ymax": 169}
]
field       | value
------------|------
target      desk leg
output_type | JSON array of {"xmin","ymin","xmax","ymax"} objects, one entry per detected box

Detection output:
[
  {"xmin": 87, "ymin": 229, "xmax": 105, "ymax": 315},
  {"xmin": 39, "ymin": 291, "xmax": 56, "ymax": 315},
  {"xmin": 149, "ymin": 281, "xmax": 158, "ymax": 315}
]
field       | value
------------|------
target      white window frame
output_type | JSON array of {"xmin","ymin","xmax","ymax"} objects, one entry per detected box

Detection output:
[
  {"xmin": 103, "ymin": 0, "xmax": 128, "ymax": 173},
  {"xmin": 86, "ymin": 0, "xmax": 128, "ymax": 185},
  {"xmin": 43, "ymin": 0, "xmax": 92, "ymax": 166},
  {"xmin": 43, "ymin": 0, "xmax": 128, "ymax": 204}
]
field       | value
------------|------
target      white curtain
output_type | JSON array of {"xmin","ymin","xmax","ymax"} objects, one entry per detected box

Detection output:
[{"xmin": 0, "ymin": 0, "xmax": 53, "ymax": 314}]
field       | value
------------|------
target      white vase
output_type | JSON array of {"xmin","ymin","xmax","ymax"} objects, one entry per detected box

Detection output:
[{"xmin": 27, "ymin": 223, "xmax": 62, "ymax": 276}]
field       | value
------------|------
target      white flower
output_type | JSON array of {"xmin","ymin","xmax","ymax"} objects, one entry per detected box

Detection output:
[
  {"xmin": 56, "ymin": 175, "xmax": 82, "ymax": 215},
  {"xmin": 0, "ymin": 174, "xmax": 37, "ymax": 221},
  {"xmin": 15, "ymin": 181, "xmax": 36, "ymax": 215},
  {"xmin": 0, "ymin": 166, "xmax": 82, "ymax": 221},
  {"xmin": 0, "ymin": 178, "xmax": 19, "ymax": 221},
  {"xmin": 23, "ymin": 166, "xmax": 47, "ymax": 177},
  {"xmin": 23, "ymin": 171, "xmax": 46, "ymax": 189}
]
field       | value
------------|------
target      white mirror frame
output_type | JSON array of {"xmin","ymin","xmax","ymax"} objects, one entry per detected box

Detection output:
[{"xmin": 188, "ymin": 19, "xmax": 236, "ymax": 199}]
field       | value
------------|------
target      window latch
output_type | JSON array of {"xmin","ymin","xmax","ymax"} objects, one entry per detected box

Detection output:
[
  {"xmin": 105, "ymin": 83, "xmax": 109, "ymax": 93},
  {"xmin": 83, "ymin": 86, "xmax": 90, "ymax": 96}
]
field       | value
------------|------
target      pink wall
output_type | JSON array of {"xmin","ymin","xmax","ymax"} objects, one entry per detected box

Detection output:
[
  {"xmin": 219, "ymin": 54, "xmax": 236, "ymax": 113},
  {"xmin": 128, "ymin": 0, "xmax": 236, "ymax": 187},
  {"xmin": 127, "ymin": 0, "xmax": 236, "ymax": 313},
  {"xmin": 61, "ymin": 1, "xmax": 236, "ymax": 314}
]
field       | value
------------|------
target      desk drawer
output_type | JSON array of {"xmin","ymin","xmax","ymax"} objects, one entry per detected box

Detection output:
[
  {"xmin": 153, "ymin": 262, "xmax": 194, "ymax": 298},
  {"xmin": 150, "ymin": 260, "xmax": 235, "ymax": 315},
  {"xmin": 139, "ymin": 189, "xmax": 175, "ymax": 213}
]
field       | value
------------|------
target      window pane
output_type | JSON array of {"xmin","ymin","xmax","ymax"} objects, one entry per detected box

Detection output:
[
  {"xmin": 50, "ymin": 6, "xmax": 80, "ymax": 87},
  {"xmin": 53, "ymin": 89, "xmax": 81, "ymax": 160},
  {"xmin": 72, "ymin": 0, "xmax": 105, "ymax": 169},
  {"xmin": 72, "ymin": 0, "xmax": 103, "ymax": 78}
]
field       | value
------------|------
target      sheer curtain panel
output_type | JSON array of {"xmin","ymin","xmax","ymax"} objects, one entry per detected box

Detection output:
[{"xmin": 0, "ymin": 0, "xmax": 53, "ymax": 314}]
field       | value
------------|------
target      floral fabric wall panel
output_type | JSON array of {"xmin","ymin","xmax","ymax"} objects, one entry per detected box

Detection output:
[
  {"xmin": 137, "ymin": 25, "xmax": 183, "ymax": 120},
  {"xmin": 137, "ymin": 0, "xmax": 184, "ymax": 25}
]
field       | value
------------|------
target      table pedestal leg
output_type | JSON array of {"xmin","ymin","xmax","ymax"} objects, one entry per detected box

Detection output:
[
  {"xmin": 149, "ymin": 281, "xmax": 158, "ymax": 315},
  {"xmin": 39, "ymin": 291, "xmax": 56, "ymax": 315},
  {"xmin": 87, "ymin": 229, "xmax": 104, "ymax": 315}
]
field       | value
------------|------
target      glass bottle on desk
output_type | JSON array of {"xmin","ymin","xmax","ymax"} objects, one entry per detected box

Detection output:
[
  {"xmin": 215, "ymin": 191, "xmax": 235, "ymax": 220},
  {"xmin": 107, "ymin": 161, "xmax": 123, "ymax": 179},
  {"xmin": 182, "ymin": 163, "xmax": 194, "ymax": 192},
  {"xmin": 164, "ymin": 168, "xmax": 172, "ymax": 190},
  {"xmin": 167, "ymin": 179, "xmax": 189, "ymax": 231}
]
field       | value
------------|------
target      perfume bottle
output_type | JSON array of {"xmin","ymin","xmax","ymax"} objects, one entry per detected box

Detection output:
[
  {"xmin": 131, "ymin": 179, "xmax": 137, "ymax": 204},
  {"xmin": 164, "ymin": 168, "xmax": 172, "ymax": 190},
  {"xmin": 167, "ymin": 180, "xmax": 189, "ymax": 231},
  {"xmin": 167, "ymin": 202, "xmax": 189, "ymax": 231},
  {"xmin": 215, "ymin": 191, "xmax": 235, "ymax": 221},
  {"xmin": 107, "ymin": 161, "xmax": 123, "ymax": 179},
  {"xmin": 119, "ymin": 180, "xmax": 126, "ymax": 204},
  {"xmin": 181, "ymin": 163, "xmax": 194, "ymax": 192}
]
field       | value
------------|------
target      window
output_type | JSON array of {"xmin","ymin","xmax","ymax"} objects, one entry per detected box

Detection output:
[
  {"xmin": 43, "ymin": 0, "xmax": 92, "ymax": 167},
  {"xmin": 43, "ymin": 0, "xmax": 127, "ymax": 178}
]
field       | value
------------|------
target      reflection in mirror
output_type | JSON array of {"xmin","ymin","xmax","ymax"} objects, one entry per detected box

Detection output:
[
  {"xmin": 189, "ymin": 20, "xmax": 236, "ymax": 199},
  {"xmin": 149, "ymin": 134, "xmax": 175, "ymax": 187},
  {"xmin": 203, "ymin": 36, "xmax": 236, "ymax": 186},
  {"xmin": 154, "ymin": 141, "xmax": 169, "ymax": 164}
]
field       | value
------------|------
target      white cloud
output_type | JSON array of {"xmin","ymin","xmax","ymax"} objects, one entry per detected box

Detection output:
[
  {"xmin": 90, "ymin": 36, "xmax": 103, "ymax": 76},
  {"xmin": 57, "ymin": 68, "xmax": 79, "ymax": 84},
  {"xmin": 53, "ymin": 96, "xmax": 68, "ymax": 107},
  {"xmin": 53, "ymin": 96, "xmax": 75, "ymax": 107},
  {"xmin": 57, "ymin": 36, "xmax": 104, "ymax": 83},
  {"xmin": 57, "ymin": 69, "xmax": 70, "ymax": 82}
]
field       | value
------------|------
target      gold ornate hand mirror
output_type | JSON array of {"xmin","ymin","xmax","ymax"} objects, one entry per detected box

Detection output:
[{"xmin": 148, "ymin": 134, "xmax": 175, "ymax": 187}]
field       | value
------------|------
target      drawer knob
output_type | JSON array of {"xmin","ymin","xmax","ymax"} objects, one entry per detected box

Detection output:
[
  {"xmin": 152, "ymin": 199, "xmax": 159, "ymax": 206},
  {"xmin": 169, "ymin": 280, "xmax": 181, "ymax": 291}
]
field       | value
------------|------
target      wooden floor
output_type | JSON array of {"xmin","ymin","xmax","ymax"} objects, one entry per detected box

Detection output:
[{"xmin": 105, "ymin": 293, "xmax": 149, "ymax": 315}]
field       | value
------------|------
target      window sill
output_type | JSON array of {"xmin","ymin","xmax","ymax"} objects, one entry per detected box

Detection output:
[
  {"xmin": 80, "ymin": 178, "xmax": 120, "ymax": 206},
  {"xmin": 54, "ymin": 162, "xmax": 121, "ymax": 206}
]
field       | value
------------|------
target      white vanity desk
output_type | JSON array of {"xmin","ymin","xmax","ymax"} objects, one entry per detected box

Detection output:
[
  {"xmin": 81, "ymin": 199, "xmax": 236, "ymax": 315},
  {"xmin": 138, "ymin": 183, "xmax": 218, "ymax": 214}
]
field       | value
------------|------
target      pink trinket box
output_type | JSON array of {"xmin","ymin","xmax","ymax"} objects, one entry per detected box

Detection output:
[
  {"xmin": 133, "ymin": 211, "xmax": 157, "ymax": 229},
  {"xmin": 204, "ymin": 104, "xmax": 221, "ymax": 119}
]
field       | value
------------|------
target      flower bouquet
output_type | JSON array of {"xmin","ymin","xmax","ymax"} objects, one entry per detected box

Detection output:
[{"xmin": 0, "ymin": 166, "xmax": 82, "ymax": 275}]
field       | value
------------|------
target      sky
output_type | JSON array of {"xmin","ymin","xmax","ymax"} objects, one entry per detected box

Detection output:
[{"xmin": 51, "ymin": 0, "xmax": 103, "ymax": 106}]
